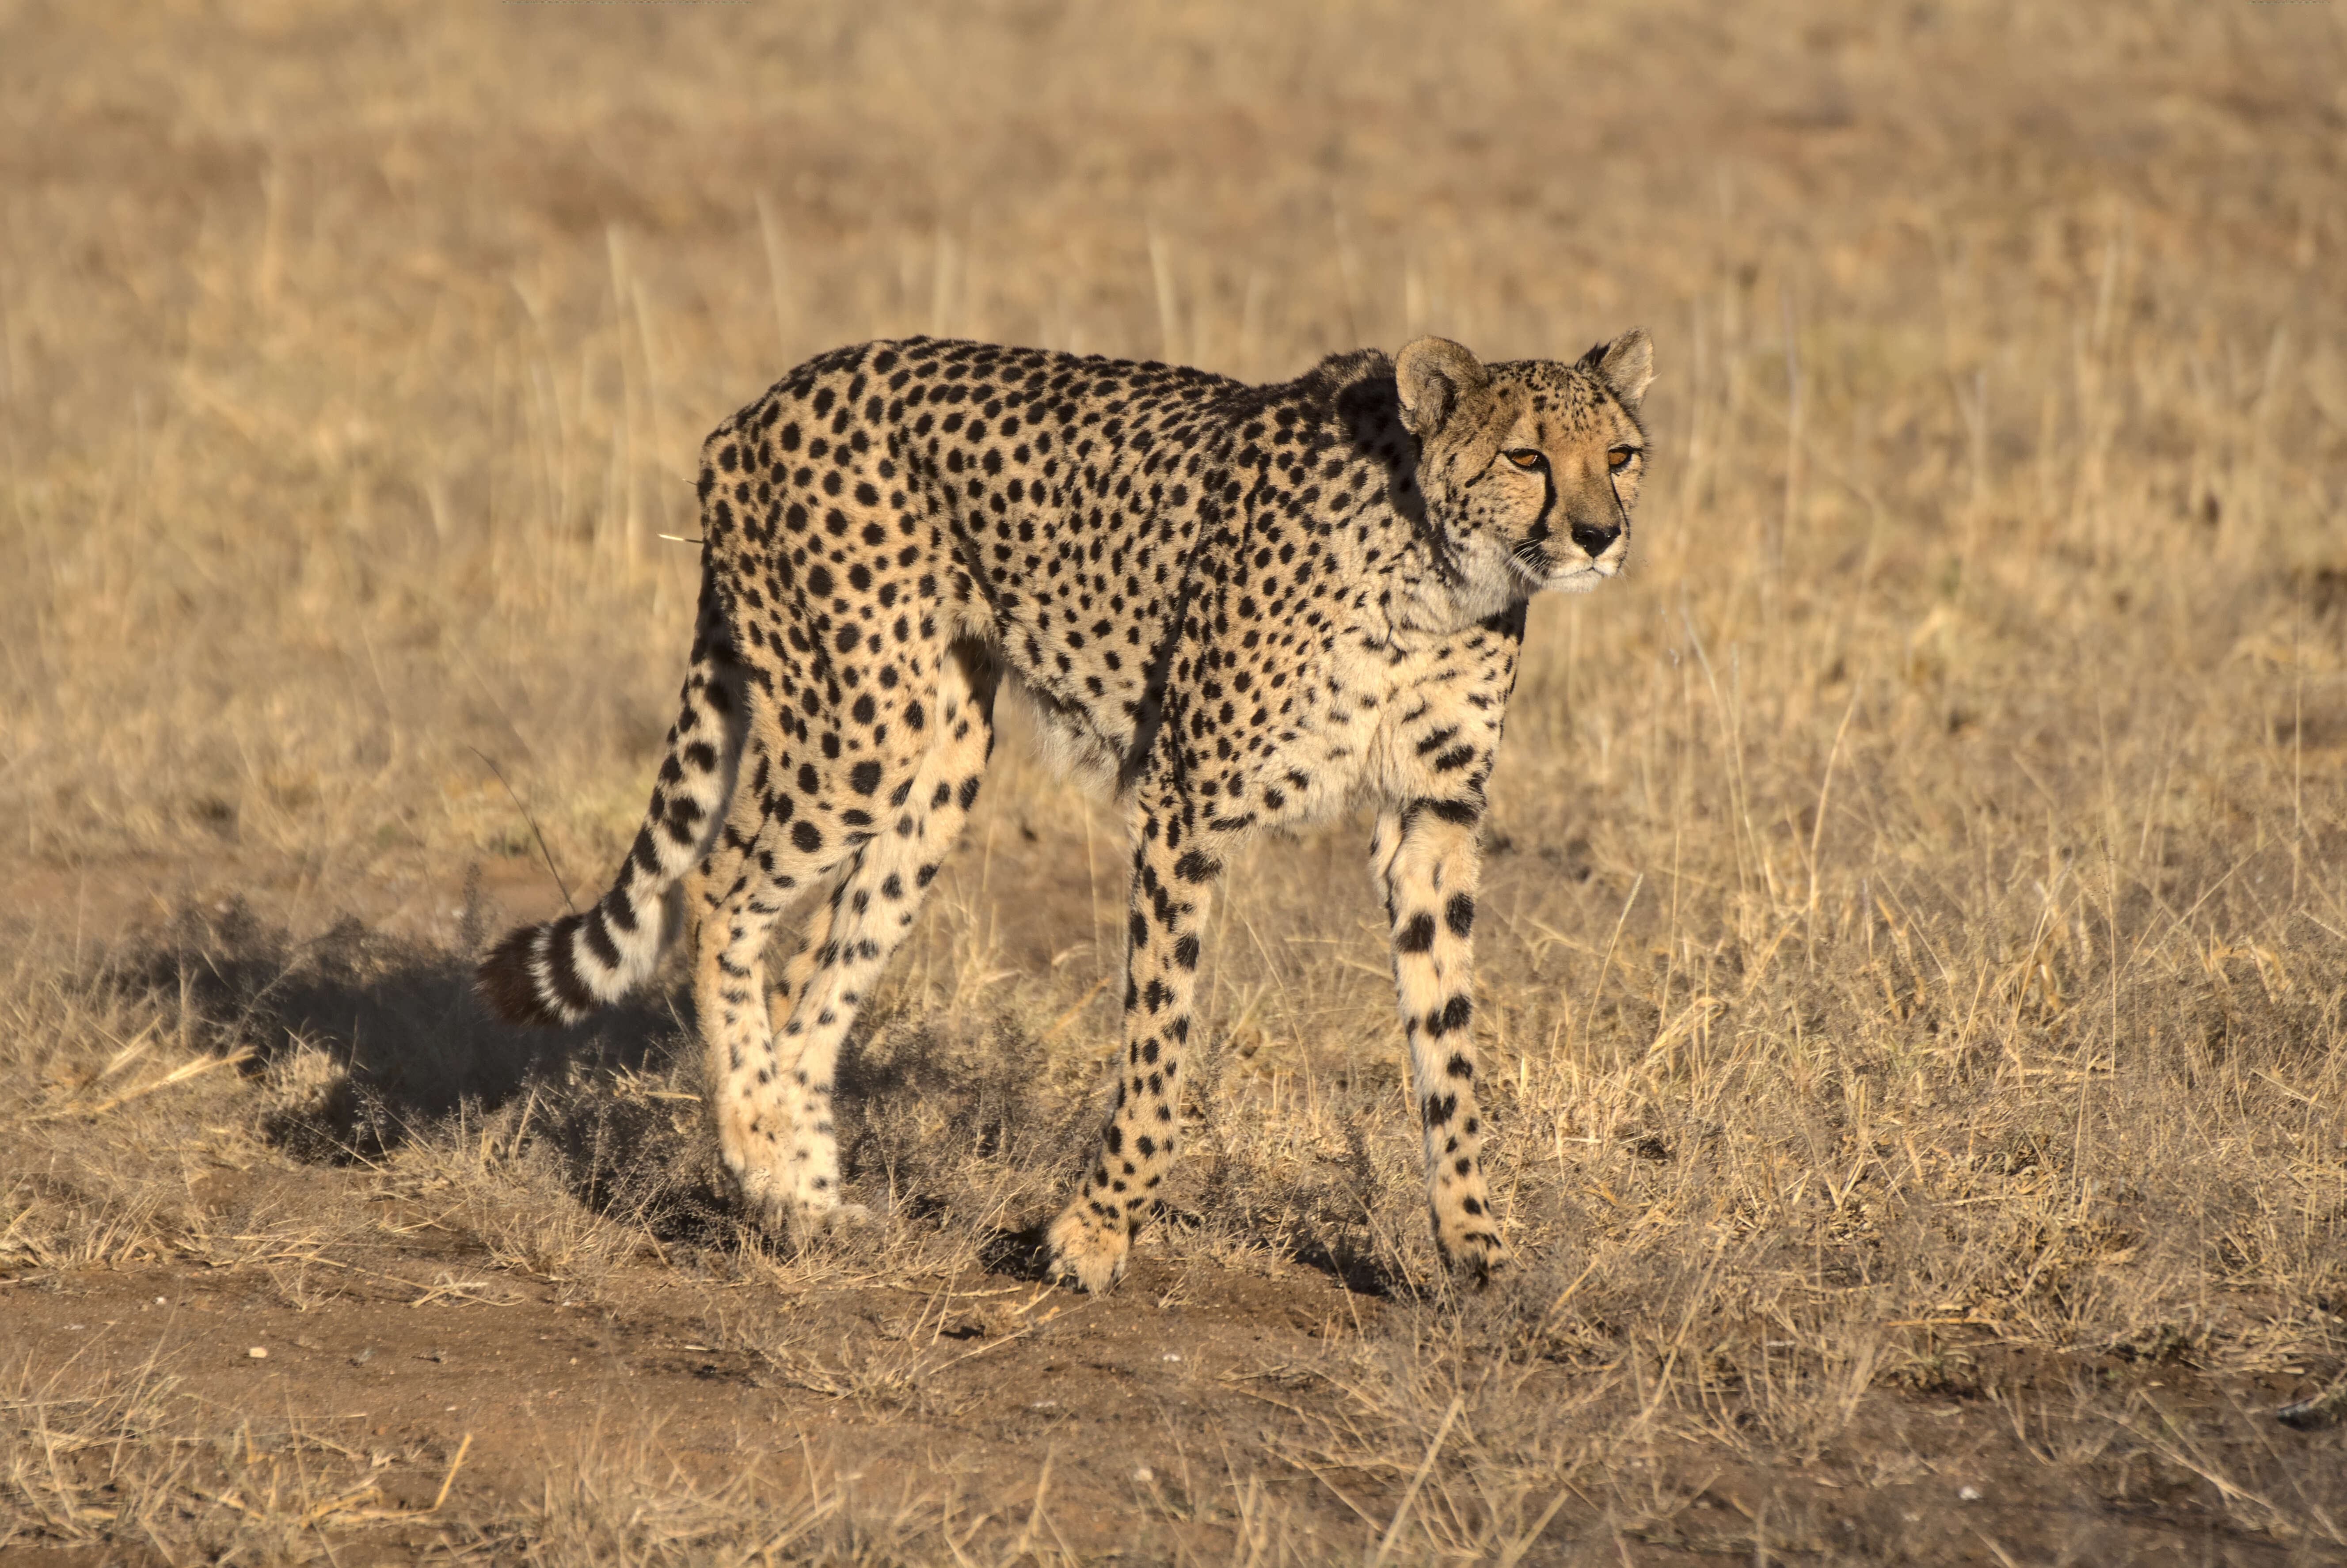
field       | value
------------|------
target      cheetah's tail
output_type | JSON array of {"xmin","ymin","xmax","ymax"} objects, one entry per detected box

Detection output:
[{"xmin": 475, "ymin": 572, "xmax": 748, "ymax": 1026}]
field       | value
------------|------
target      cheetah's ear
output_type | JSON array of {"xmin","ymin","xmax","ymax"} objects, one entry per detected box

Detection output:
[
  {"xmin": 1395, "ymin": 336, "xmax": 1493, "ymax": 440},
  {"xmin": 1584, "ymin": 327, "xmax": 1655, "ymax": 413}
]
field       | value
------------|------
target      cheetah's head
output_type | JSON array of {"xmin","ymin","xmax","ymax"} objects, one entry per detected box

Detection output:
[{"xmin": 1396, "ymin": 330, "xmax": 1653, "ymax": 611}]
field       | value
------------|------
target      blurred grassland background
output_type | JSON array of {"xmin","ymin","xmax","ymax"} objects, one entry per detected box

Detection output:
[{"xmin": 4, "ymin": 0, "xmax": 2347, "ymax": 1560}]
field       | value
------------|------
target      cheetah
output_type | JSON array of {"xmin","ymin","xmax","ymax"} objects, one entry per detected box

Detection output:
[{"xmin": 478, "ymin": 329, "xmax": 1654, "ymax": 1291}]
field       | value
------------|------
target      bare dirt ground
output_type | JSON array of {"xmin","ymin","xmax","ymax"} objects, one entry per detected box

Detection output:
[{"xmin": 5, "ymin": 3, "xmax": 2346, "ymax": 1563}]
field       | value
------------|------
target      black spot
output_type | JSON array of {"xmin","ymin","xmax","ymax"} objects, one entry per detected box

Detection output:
[
  {"xmin": 1426, "ymin": 994, "xmax": 1473, "ymax": 1038},
  {"xmin": 848, "ymin": 760, "xmax": 883, "ymax": 795},
  {"xmin": 1172, "ymin": 850, "xmax": 1220, "ymax": 883},
  {"xmin": 1396, "ymin": 913, "xmax": 1435, "ymax": 953},
  {"xmin": 628, "ymin": 828, "xmax": 660, "ymax": 877},
  {"xmin": 791, "ymin": 820, "xmax": 824, "ymax": 853},
  {"xmin": 1445, "ymin": 893, "xmax": 1475, "ymax": 938}
]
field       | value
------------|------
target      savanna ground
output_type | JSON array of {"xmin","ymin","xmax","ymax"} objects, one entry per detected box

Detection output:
[{"xmin": 4, "ymin": 3, "xmax": 2346, "ymax": 1563}]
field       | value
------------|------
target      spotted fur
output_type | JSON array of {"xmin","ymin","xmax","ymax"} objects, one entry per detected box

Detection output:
[{"xmin": 478, "ymin": 329, "xmax": 1655, "ymax": 1291}]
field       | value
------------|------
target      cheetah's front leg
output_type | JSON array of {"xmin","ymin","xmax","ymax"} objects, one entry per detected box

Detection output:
[
  {"xmin": 1372, "ymin": 806, "xmax": 1506, "ymax": 1280},
  {"xmin": 1047, "ymin": 799, "xmax": 1217, "ymax": 1292}
]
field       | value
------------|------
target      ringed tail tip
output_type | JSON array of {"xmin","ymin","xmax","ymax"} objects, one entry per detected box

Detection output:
[{"xmin": 476, "ymin": 921, "xmax": 577, "ymax": 1027}]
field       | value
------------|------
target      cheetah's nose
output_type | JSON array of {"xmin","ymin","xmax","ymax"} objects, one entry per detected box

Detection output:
[{"xmin": 1569, "ymin": 521, "xmax": 1620, "ymax": 559}]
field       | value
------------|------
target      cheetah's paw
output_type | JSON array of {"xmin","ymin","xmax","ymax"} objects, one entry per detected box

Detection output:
[
  {"xmin": 731, "ymin": 1166, "xmax": 787, "ymax": 1224},
  {"xmin": 1046, "ymin": 1207, "xmax": 1129, "ymax": 1294},
  {"xmin": 1440, "ymin": 1227, "xmax": 1510, "ymax": 1287}
]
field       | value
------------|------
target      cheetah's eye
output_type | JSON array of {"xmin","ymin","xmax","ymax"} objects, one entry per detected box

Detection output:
[
  {"xmin": 1607, "ymin": 447, "xmax": 1639, "ymax": 471},
  {"xmin": 1503, "ymin": 449, "xmax": 1543, "ymax": 470}
]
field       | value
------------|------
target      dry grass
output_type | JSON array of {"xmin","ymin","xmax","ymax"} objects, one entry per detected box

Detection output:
[{"xmin": 4, "ymin": 1, "xmax": 2346, "ymax": 1561}]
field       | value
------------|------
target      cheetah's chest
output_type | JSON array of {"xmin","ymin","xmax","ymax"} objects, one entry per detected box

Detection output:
[{"xmin": 1237, "ymin": 634, "xmax": 1508, "ymax": 831}]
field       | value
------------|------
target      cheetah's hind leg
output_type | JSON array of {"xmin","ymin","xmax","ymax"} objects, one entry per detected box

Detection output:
[
  {"xmin": 688, "ymin": 779, "xmax": 825, "ymax": 1236},
  {"xmin": 760, "ymin": 868, "xmax": 877, "ymax": 1231},
  {"xmin": 757, "ymin": 647, "xmax": 998, "ymax": 1229},
  {"xmin": 693, "ymin": 640, "xmax": 998, "ymax": 1240}
]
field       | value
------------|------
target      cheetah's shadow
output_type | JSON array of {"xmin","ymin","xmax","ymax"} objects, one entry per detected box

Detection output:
[
  {"xmin": 107, "ymin": 890, "xmax": 754, "ymax": 1241},
  {"xmin": 111, "ymin": 892, "xmax": 1431, "ymax": 1294},
  {"xmin": 108, "ymin": 889, "xmax": 1106, "ymax": 1257}
]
